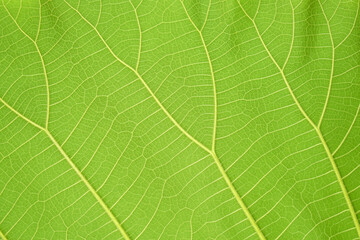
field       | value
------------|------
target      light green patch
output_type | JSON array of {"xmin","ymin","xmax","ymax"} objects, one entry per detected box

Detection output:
[{"xmin": 1, "ymin": 0, "xmax": 360, "ymax": 239}]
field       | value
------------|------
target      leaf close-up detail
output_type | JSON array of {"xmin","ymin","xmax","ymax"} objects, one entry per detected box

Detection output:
[{"xmin": 1, "ymin": 0, "xmax": 360, "ymax": 239}]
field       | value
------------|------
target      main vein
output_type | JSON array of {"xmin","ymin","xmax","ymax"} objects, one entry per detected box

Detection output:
[
  {"xmin": 178, "ymin": 0, "xmax": 218, "ymax": 150},
  {"xmin": 2, "ymin": 4, "xmax": 130, "ymax": 239},
  {"xmin": 210, "ymin": 151, "xmax": 266, "ymax": 240},
  {"xmin": 64, "ymin": 0, "xmax": 266, "ymax": 238},
  {"xmin": 179, "ymin": 1, "xmax": 265, "ymax": 239},
  {"xmin": 45, "ymin": 131, "xmax": 130, "ymax": 240},
  {"xmin": 0, "ymin": 98, "xmax": 131, "ymax": 240},
  {"xmin": 0, "ymin": 229, "xmax": 7, "ymax": 240},
  {"xmin": 3, "ymin": 2, "xmax": 50, "ymax": 129},
  {"xmin": 236, "ymin": 2, "xmax": 360, "ymax": 236}
]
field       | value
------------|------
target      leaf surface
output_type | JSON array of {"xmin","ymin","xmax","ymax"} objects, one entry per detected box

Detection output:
[{"xmin": 0, "ymin": 0, "xmax": 360, "ymax": 239}]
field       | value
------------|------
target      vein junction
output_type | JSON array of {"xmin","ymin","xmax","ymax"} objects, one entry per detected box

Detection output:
[
  {"xmin": 0, "ymin": 4, "xmax": 265, "ymax": 236},
  {"xmin": 235, "ymin": 1, "xmax": 360, "ymax": 236},
  {"xmin": 61, "ymin": 1, "xmax": 266, "ymax": 239},
  {"xmin": 2, "ymin": 0, "xmax": 359, "ymax": 239},
  {"xmin": 0, "ymin": 98, "xmax": 131, "ymax": 240}
]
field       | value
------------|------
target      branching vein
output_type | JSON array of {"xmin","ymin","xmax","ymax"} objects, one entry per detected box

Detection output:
[
  {"xmin": 317, "ymin": 0, "xmax": 335, "ymax": 128},
  {"xmin": 179, "ymin": 1, "xmax": 265, "ymax": 239},
  {"xmin": 2, "ymin": 1, "xmax": 359, "ymax": 239},
  {"xmin": 0, "ymin": 97, "xmax": 131, "ymax": 240},
  {"xmin": 129, "ymin": 0, "xmax": 142, "ymax": 71},
  {"xmin": 236, "ymin": 1, "xmax": 360, "ymax": 236},
  {"xmin": 63, "ymin": 0, "xmax": 267, "ymax": 239},
  {"xmin": 3, "ymin": 2, "xmax": 50, "ymax": 129}
]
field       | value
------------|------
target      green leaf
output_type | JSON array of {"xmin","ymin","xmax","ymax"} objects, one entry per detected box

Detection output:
[{"xmin": 1, "ymin": 0, "xmax": 359, "ymax": 239}]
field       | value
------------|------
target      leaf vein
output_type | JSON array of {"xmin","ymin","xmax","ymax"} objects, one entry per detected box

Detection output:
[
  {"xmin": 0, "ymin": 98, "xmax": 131, "ymax": 240},
  {"xmin": 236, "ymin": 0, "xmax": 360, "ymax": 236}
]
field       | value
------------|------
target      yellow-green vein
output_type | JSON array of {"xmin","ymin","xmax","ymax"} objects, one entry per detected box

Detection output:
[
  {"xmin": 3, "ymin": 2, "xmax": 50, "ymax": 129},
  {"xmin": 236, "ymin": 1, "xmax": 360, "ymax": 236},
  {"xmin": 332, "ymin": 105, "xmax": 360, "ymax": 155},
  {"xmin": 178, "ymin": 0, "xmax": 218, "ymax": 152},
  {"xmin": 317, "ymin": 0, "xmax": 335, "ymax": 128},
  {"xmin": 62, "ymin": 0, "xmax": 210, "ymax": 154},
  {"xmin": 179, "ymin": 1, "xmax": 265, "ymax": 239},
  {"xmin": 210, "ymin": 151, "xmax": 266, "ymax": 240},
  {"xmin": 45, "ymin": 130, "xmax": 131, "ymax": 240},
  {"xmin": 64, "ymin": 2, "xmax": 267, "ymax": 239},
  {"xmin": 129, "ymin": 0, "xmax": 142, "ymax": 71},
  {"xmin": 0, "ymin": 229, "xmax": 8, "ymax": 240},
  {"xmin": 0, "ymin": 97, "xmax": 131, "ymax": 240}
]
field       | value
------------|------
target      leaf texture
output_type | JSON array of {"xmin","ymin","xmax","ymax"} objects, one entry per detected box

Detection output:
[{"xmin": 0, "ymin": 0, "xmax": 360, "ymax": 239}]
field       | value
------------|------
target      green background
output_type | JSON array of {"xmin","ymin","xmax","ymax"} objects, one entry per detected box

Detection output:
[{"xmin": 0, "ymin": 0, "xmax": 360, "ymax": 239}]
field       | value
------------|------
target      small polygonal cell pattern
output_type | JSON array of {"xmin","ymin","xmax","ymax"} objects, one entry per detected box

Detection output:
[{"xmin": 0, "ymin": 0, "xmax": 360, "ymax": 239}]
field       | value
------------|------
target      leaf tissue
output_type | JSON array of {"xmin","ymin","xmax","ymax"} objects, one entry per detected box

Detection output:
[{"xmin": 0, "ymin": 0, "xmax": 360, "ymax": 239}]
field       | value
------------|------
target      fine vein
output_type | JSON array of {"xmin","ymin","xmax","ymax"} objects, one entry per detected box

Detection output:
[
  {"xmin": 179, "ymin": 1, "xmax": 265, "ymax": 239},
  {"xmin": 129, "ymin": 0, "xmax": 142, "ymax": 71},
  {"xmin": 0, "ymin": 98, "xmax": 130, "ymax": 240},
  {"xmin": 332, "ymin": 104, "xmax": 360, "ymax": 155},
  {"xmin": 178, "ymin": 0, "xmax": 218, "ymax": 150},
  {"xmin": 317, "ymin": 0, "xmax": 335, "ymax": 128},
  {"xmin": 282, "ymin": 1, "xmax": 294, "ymax": 70},
  {"xmin": 63, "ymin": 0, "xmax": 210, "ymax": 153},
  {"xmin": 199, "ymin": 17, "xmax": 218, "ymax": 151},
  {"xmin": 5, "ymin": 1, "xmax": 358, "ymax": 239},
  {"xmin": 236, "ymin": 2, "xmax": 360, "ymax": 236},
  {"xmin": 4, "ymin": 4, "xmax": 132, "ymax": 230},
  {"xmin": 3, "ymin": 3, "xmax": 50, "ymax": 129},
  {"xmin": 210, "ymin": 151, "xmax": 266, "ymax": 240},
  {"xmin": 45, "ymin": 131, "xmax": 130, "ymax": 240},
  {"xmin": 65, "ymin": 1, "xmax": 265, "ymax": 239}
]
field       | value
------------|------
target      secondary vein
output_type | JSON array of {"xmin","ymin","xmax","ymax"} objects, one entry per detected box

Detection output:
[
  {"xmin": 0, "ymin": 229, "xmax": 8, "ymax": 240},
  {"xmin": 64, "ymin": 1, "xmax": 267, "ymax": 239},
  {"xmin": 179, "ymin": 3, "xmax": 218, "ymax": 150},
  {"xmin": 317, "ymin": 0, "xmax": 335, "ymax": 128},
  {"xmin": 236, "ymin": 1, "xmax": 360, "ymax": 236},
  {"xmin": 45, "ymin": 130, "xmax": 131, "ymax": 240},
  {"xmin": 210, "ymin": 151, "xmax": 266, "ymax": 240},
  {"xmin": 0, "ymin": 98, "xmax": 131, "ymax": 240},
  {"xmin": 3, "ymin": 3, "xmax": 50, "ymax": 129},
  {"xmin": 129, "ymin": 0, "xmax": 142, "ymax": 71},
  {"xmin": 62, "ymin": 0, "xmax": 210, "ymax": 153},
  {"xmin": 179, "ymin": 1, "xmax": 265, "ymax": 239},
  {"xmin": 199, "ymin": 25, "xmax": 218, "ymax": 152},
  {"xmin": 332, "ymin": 105, "xmax": 360, "ymax": 155}
]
